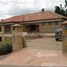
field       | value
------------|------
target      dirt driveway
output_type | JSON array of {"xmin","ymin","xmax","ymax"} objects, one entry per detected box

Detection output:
[
  {"xmin": 26, "ymin": 37, "xmax": 62, "ymax": 50},
  {"xmin": 0, "ymin": 37, "xmax": 65, "ymax": 67}
]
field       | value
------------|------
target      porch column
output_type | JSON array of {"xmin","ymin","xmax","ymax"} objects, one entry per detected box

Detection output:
[
  {"xmin": 2, "ymin": 25, "xmax": 4, "ymax": 34},
  {"xmin": 2, "ymin": 25, "xmax": 4, "ymax": 41}
]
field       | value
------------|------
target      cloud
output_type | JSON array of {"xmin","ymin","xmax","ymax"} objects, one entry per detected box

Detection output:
[
  {"xmin": 0, "ymin": 0, "xmax": 65, "ymax": 19},
  {"xmin": 6, "ymin": 3, "xmax": 23, "ymax": 15}
]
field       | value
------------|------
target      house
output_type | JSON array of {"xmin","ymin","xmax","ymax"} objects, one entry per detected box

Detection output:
[{"xmin": 0, "ymin": 11, "xmax": 67, "ymax": 42}]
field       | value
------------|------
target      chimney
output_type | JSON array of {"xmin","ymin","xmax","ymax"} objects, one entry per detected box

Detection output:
[{"xmin": 41, "ymin": 8, "xmax": 45, "ymax": 12}]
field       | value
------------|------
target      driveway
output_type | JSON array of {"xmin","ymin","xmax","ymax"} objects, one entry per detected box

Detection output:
[
  {"xmin": 26, "ymin": 37, "xmax": 62, "ymax": 50},
  {"xmin": 0, "ymin": 37, "xmax": 67, "ymax": 67}
]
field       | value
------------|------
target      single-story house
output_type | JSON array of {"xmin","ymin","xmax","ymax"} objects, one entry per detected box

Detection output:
[{"xmin": 0, "ymin": 11, "xmax": 66, "ymax": 42}]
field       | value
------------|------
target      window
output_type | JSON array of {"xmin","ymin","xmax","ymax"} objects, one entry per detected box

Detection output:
[
  {"xmin": 55, "ymin": 22, "xmax": 59, "ymax": 25},
  {"xmin": 47, "ymin": 22, "xmax": 52, "ymax": 25},
  {"xmin": 42, "ymin": 23, "xmax": 45, "ymax": 26},
  {"xmin": 4, "ymin": 25, "xmax": 11, "ymax": 33},
  {"xmin": 0, "ymin": 26, "xmax": 2, "ymax": 32},
  {"xmin": 0, "ymin": 37, "xmax": 2, "ymax": 42}
]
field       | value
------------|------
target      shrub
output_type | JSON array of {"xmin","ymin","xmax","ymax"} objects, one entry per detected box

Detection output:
[{"xmin": 0, "ymin": 43, "xmax": 13, "ymax": 55}]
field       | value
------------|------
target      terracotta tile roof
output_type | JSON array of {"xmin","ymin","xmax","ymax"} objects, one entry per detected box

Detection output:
[
  {"xmin": 24, "ymin": 11, "xmax": 67, "ymax": 21},
  {"xmin": 2, "ymin": 16, "xmax": 24, "ymax": 22},
  {"xmin": 2, "ymin": 11, "xmax": 67, "ymax": 23}
]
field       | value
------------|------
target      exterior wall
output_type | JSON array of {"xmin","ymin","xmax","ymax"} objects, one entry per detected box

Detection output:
[
  {"xmin": 21, "ymin": 21, "xmax": 62, "ymax": 33},
  {"xmin": 39, "ymin": 22, "xmax": 62, "ymax": 33},
  {"xmin": 23, "ymin": 25, "xmax": 27, "ymax": 32},
  {"xmin": 14, "ymin": 26, "xmax": 23, "ymax": 32},
  {"xmin": 0, "ymin": 21, "xmax": 63, "ymax": 42}
]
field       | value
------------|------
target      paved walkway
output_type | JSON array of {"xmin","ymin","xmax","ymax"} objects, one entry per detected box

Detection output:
[{"xmin": 0, "ymin": 48, "xmax": 67, "ymax": 66}]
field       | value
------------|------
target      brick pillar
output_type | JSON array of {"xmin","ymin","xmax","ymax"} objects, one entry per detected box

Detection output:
[
  {"xmin": 12, "ymin": 24, "xmax": 24, "ymax": 51},
  {"xmin": 62, "ymin": 22, "xmax": 67, "ymax": 53}
]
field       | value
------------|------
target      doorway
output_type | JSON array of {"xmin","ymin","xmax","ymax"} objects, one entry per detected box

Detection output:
[{"xmin": 27, "ymin": 25, "xmax": 39, "ymax": 33}]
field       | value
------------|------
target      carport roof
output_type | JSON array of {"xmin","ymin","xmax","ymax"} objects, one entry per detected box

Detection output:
[{"xmin": 62, "ymin": 21, "xmax": 67, "ymax": 25}]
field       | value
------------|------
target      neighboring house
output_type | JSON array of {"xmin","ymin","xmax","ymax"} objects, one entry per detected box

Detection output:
[{"xmin": 0, "ymin": 11, "xmax": 67, "ymax": 42}]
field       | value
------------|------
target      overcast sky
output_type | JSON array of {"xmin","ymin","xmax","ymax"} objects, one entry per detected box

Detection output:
[{"xmin": 0, "ymin": 0, "xmax": 65, "ymax": 19}]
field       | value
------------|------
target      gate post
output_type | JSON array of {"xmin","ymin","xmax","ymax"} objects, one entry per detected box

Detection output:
[
  {"xmin": 62, "ymin": 21, "xmax": 67, "ymax": 53},
  {"xmin": 12, "ymin": 24, "xmax": 24, "ymax": 51}
]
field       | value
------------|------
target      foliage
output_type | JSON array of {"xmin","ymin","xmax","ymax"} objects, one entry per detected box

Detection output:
[
  {"xmin": 55, "ymin": 0, "xmax": 67, "ymax": 17},
  {"xmin": 55, "ymin": 6, "xmax": 61, "ymax": 14},
  {"xmin": 65, "ymin": 0, "xmax": 67, "ymax": 7},
  {"xmin": 0, "ymin": 42, "xmax": 12, "ymax": 55}
]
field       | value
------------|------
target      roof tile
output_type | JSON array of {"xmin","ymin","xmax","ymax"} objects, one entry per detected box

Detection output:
[{"xmin": 2, "ymin": 11, "xmax": 67, "ymax": 23}]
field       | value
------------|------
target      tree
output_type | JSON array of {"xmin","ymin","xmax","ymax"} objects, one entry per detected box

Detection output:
[
  {"xmin": 55, "ymin": 6, "xmax": 61, "ymax": 14},
  {"xmin": 60, "ymin": 4, "xmax": 65, "ymax": 15},
  {"xmin": 55, "ymin": 6, "xmax": 65, "ymax": 15},
  {"xmin": 65, "ymin": 0, "xmax": 67, "ymax": 7},
  {"xmin": 55, "ymin": 0, "xmax": 67, "ymax": 17},
  {"xmin": 65, "ymin": 9, "xmax": 67, "ymax": 16}
]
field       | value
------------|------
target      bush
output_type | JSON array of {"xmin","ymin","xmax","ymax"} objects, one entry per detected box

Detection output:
[{"xmin": 0, "ymin": 43, "xmax": 13, "ymax": 55}]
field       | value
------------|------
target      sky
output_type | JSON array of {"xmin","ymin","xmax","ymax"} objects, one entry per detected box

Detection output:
[{"xmin": 0, "ymin": 0, "xmax": 65, "ymax": 19}]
